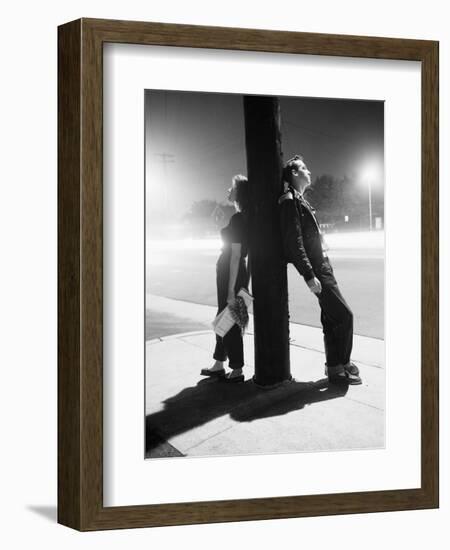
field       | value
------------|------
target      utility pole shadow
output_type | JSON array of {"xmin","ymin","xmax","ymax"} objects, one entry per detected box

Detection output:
[{"xmin": 146, "ymin": 376, "xmax": 348, "ymax": 458}]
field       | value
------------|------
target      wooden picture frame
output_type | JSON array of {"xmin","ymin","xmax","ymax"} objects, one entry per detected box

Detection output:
[{"xmin": 58, "ymin": 18, "xmax": 439, "ymax": 531}]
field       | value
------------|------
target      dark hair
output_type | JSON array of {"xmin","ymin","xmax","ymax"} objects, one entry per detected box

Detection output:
[
  {"xmin": 282, "ymin": 154, "xmax": 304, "ymax": 184},
  {"xmin": 232, "ymin": 174, "xmax": 250, "ymax": 213}
]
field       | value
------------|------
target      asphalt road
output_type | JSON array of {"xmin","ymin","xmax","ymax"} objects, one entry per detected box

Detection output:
[{"xmin": 146, "ymin": 245, "xmax": 384, "ymax": 340}]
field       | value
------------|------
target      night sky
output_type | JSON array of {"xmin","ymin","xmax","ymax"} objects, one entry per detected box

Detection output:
[{"xmin": 145, "ymin": 90, "xmax": 384, "ymax": 222}]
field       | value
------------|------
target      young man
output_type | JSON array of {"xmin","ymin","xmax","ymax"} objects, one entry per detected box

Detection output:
[{"xmin": 278, "ymin": 155, "xmax": 362, "ymax": 385}]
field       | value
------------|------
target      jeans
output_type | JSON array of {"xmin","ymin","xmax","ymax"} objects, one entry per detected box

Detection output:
[
  {"xmin": 213, "ymin": 254, "xmax": 248, "ymax": 369},
  {"xmin": 316, "ymin": 260, "xmax": 353, "ymax": 368}
]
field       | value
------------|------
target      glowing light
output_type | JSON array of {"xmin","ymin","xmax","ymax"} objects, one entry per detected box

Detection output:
[{"xmin": 360, "ymin": 160, "xmax": 382, "ymax": 184}]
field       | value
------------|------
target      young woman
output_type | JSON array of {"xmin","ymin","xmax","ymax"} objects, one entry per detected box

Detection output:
[{"xmin": 200, "ymin": 175, "xmax": 250, "ymax": 382}]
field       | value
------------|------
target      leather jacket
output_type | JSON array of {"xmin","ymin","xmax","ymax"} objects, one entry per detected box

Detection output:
[{"xmin": 278, "ymin": 184, "xmax": 328, "ymax": 281}]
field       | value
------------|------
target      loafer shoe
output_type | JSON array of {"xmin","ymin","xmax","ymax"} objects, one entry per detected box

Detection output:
[{"xmin": 200, "ymin": 367, "xmax": 226, "ymax": 377}]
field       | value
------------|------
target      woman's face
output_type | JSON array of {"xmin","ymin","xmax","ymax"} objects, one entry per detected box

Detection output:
[{"xmin": 227, "ymin": 184, "xmax": 237, "ymax": 204}]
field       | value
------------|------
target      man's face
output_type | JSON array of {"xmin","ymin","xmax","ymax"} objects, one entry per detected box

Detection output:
[{"xmin": 291, "ymin": 159, "xmax": 311, "ymax": 192}]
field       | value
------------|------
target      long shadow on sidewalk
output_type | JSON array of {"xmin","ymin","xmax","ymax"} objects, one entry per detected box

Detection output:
[{"xmin": 146, "ymin": 377, "xmax": 348, "ymax": 458}]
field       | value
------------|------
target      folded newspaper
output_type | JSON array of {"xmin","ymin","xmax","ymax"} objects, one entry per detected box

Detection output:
[{"xmin": 212, "ymin": 288, "xmax": 254, "ymax": 337}]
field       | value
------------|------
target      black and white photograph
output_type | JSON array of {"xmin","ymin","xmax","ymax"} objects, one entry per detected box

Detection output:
[{"xmin": 144, "ymin": 89, "xmax": 385, "ymax": 459}]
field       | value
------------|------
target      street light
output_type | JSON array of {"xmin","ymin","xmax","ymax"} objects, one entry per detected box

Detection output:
[{"xmin": 361, "ymin": 163, "xmax": 380, "ymax": 231}]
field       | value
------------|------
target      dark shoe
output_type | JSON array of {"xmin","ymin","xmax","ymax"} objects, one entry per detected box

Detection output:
[
  {"xmin": 200, "ymin": 367, "xmax": 225, "ymax": 377},
  {"xmin": 325, "ymin": 363, "xmax": 362, "ymax": 385},
  {"xmin": 222, "ymin": 372, "xmax": 244, "ymax": 383},
  {"xmin": 324, "ymin": 364, "xmax": 348, "ymax": 384},
  {"xmin": 343, "ymin": 362, "xmax": 362, "ymax": 385}
]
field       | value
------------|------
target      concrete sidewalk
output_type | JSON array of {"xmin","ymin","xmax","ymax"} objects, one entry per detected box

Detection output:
[{"xmin": 145, "ymin": 294, "xmax": 385, "ymax": 459}]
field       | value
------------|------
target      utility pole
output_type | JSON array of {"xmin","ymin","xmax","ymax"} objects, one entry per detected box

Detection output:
[
  {"xmin": 243, "ymin": 96, "xmax": 291, "ymax": 387},
  {"xmin": 154, "ymin": 152, "xmax": 175, "ymax": 212}
]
